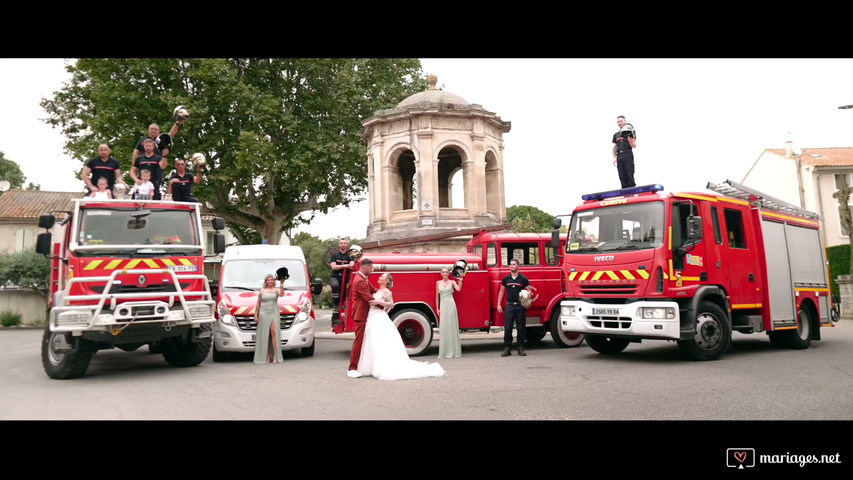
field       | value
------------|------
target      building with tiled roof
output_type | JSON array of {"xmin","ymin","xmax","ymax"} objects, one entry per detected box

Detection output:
[
  {"xmin": 741, "ymin": 142, "xmax": 853, "ymax": 247},
  {"xmin": 0, "ymin": 190, "xmax": 85, "ymax": 253}
]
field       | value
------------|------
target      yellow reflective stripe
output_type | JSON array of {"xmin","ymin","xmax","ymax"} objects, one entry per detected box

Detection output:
[
  {"xmin": 234, "ymin": 307, "xmax": 247, "ymax": 315},
  {"xmin": 605, "ymin": 271, "xmax": 619, "ymax": 280},
  {"xmin": 636, "ymin": 269, "xmax": 650, "ymax": 279},
  {"xmin": 568, "ymin": 272, "xmax": 578, "ymax": 281},
  {"xmin": 578, "ymin": 271, "xmax": 590, "ymax": 281},
  {"xmin": 668, "ymin": 226, "xmax": 672, "ymax": 251},
  {"xmin": 180, "ymin": 259, "xmax": 193, "ymax": 266},
  {"xmin": 731, "ymin": 304, "xmax": 762, "ymax": 309},
  {"xmin": 104, "ymin": 259, "xmax": 122, "ymax": 270},
  {"xmin": 591, "ymin": 271, "xmax": 604, "ymax": 281},
  {"xmin": 283, "ymin": 305, "xmax": 297, "ymax": 313},
  {"xmin": 84, "ymin": 260, "xmax": 103, "ymax": 270},
  {"xmin": 675, "ymin": 193, "xmax": 716, "ymax": 202},
  {"xmin": 125, "ymin": 259, "xmax": 142, "ymax": 269},
  {"xmin": 620, "ymin": 270, "xmax": 635, "ymax": 280},
  {"xmin": 248, "ymin": 307, "xmax": 256, "ymax": 314},
  {"xmin": 161, "ymin": 259, "xmax": 177, "ymax": 267},
  {"xmin": 795, "ymin": 287, "xmax": 829, "ymax": 293},
  {"xmin": 668, "ymin": 259, "xmax": 674, "ymax": 279},
  {"xmin": 143, "ymin": 259, "xmax": 159, "ymax": 268},
  {"xmin": 681, "ymin": 276, "xmax": 701, "ymax": 281}
]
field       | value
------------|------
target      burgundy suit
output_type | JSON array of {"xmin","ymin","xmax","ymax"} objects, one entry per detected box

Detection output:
[{"xmin": 348, "ymin": 271, "xmax": 377, "ymax": 371}]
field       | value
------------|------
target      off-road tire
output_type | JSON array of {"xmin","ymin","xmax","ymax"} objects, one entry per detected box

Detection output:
[
  {"xmin": 163, "ymin": 327, "xmax": 212, "ymax": 367},
  {"xmin": 41, "ymin": 327, "xmax": 96, "ymax": 379}
]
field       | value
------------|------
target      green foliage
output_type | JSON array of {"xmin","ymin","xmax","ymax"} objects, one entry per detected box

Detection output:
[
  {"xmin": 0, "ymin": 250, "xmax": 51, "ymax": 302},
  {"xmin": 0, "ymin": 151, "xmax": 26, "ymax": 190},
  {"xmin": 41, "ymin": 58, "xmax": 428, "ymax": 244},
  {"xmin": 507, "ymin": 205, "xmax": 556, "ymax": 233},
  {"xmin": 0, "ymin": 310, "xmax": 22, "ymax": 327},
  {"xmin": 827, "ymin": 244, "xmax": 851, "ymax": 297}
]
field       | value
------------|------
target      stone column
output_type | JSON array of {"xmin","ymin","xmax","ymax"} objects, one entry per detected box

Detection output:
[{"xmin": 837, "ymin": 275, "xmax": 853, "ymax": 321}]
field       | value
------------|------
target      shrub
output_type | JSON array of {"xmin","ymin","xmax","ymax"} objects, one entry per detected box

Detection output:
[
  {"xmin": 827, "ymin": 244, "xmax": 851, "ymax": 297},
  {"xmin": 0, "ymin": 310, "xmax": 22, "ymax": 327}
]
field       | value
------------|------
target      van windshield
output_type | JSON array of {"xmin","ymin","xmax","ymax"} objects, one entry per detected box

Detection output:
[
  {"xmin": 567, "ymin": 201, "xmax": 664, "ymax": 253},
  {"xmin": 220, "ymin": 259, "xmax": 307, "ymax": 291}
]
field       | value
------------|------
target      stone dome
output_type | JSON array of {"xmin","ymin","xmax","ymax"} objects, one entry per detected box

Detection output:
[{"xmin": 397, "ymin": 74, "xmax": 469, "ymax": 108}]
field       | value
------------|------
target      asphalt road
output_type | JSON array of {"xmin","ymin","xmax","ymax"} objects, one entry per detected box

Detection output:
[{"xmin": 2, "ymin": 310, "xmax": 852, "ymax": 421}]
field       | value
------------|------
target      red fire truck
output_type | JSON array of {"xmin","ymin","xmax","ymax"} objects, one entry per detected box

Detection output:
[
  {"xmin": 555, "ymin": 181, "xmax": 834, "ymax": 360},
  {"xmin": 336, "ymin": 230, "xmax": 584, "ymax": 355},
  {"xmin": 35, "ymin": 198, "xmax": 226, "ymax": 378}
]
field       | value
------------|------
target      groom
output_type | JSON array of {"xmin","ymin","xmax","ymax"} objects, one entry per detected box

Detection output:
[{"xmin": 347, "ymin": 258, "xmax": 378, "ymax": 378}]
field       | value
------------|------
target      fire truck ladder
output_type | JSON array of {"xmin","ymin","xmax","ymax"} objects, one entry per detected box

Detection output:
[{"xmin": 706, "ymin": 179, "xmax": 821, "ymax": 221}]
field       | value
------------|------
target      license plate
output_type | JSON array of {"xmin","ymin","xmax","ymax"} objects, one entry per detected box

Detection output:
[
  {"xmin": 167, "ymin": 265, "xmax": 198, "ymax": 272},
  {"xmin": 593, "ymin": 308, "xmax": 620, "ymax": 316}
]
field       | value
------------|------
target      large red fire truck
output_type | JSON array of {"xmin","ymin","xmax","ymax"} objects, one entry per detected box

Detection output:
[
  {"xmin": 555, "ymin": 180, "xmax": 834, "ymax": 360},
  {"xmin": 35, "ymin": 198, "xmax": 226, "ymax": 378},
  {"xmin": 336, "ymin": 230, "xmax": 584, "ymax": 355}
]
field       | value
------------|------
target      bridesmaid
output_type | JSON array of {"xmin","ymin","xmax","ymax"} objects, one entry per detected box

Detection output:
[
  {"xmin": 254, "ymin": 274, "xmax": 285, "ymax": 364},
  {"xmin": 436, "ymin": 267, "xmax": 464, "ymax": 358}
]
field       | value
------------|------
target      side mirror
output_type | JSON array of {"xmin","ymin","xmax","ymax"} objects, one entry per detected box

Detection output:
[
  {"xmin": 212, "ymin": 217, "xmax": 225, "ymax": 231},
  {"xmin": 38, "ymin": 214, "xmax": 56, "ymax": 229},
  {"xmin": 311, "ymin": 277, "xmax": 323, "ymax": 296},
  {"xmin": 213, "ymin": 233, "xmax": 226, "ymax": 254},
  {"xmin": 36, "ymin": 233, "xmax": 52, "ymax": 256},
  {"xmin": 552, "ymin": 217, "xmax": 562, "ymax": 229},
  {"xmin": 687, "ymin": 216, "xmax": 703, "ymax": 240}
]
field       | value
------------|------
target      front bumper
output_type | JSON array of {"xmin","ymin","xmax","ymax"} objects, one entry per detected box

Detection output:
[
  {"xmin": 213, "ymin": 312, "xmax": 315, "ymax": 353},
  {"xmin": 559, "ymin": 299, "xmax": 681, "ymax": 340}
]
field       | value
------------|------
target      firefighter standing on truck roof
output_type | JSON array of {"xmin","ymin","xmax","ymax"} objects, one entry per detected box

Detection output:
[{"xmin": 612, "ymin": 115, "xmax": 637, "ymax": 188}]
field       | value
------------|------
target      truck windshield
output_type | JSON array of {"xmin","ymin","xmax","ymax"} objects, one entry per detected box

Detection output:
[
  {"xmin": 76, "ymin": 208, "xmax": 200, "ymax": 250},
  {"xmin": 220, "ymin": 259, "xmax": 308, "ymax": 291},
  {"xmin": 567, "ymin": 201, "xmax": 664, "ymax": 253}
]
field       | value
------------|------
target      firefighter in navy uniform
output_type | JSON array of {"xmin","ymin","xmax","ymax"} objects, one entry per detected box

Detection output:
[
  {"xmin": 329, "ymin": 238, "xmax": 355, "ymax": 329},
  {"xmin": 612, "ymin": 115, "xmax": 637, "ymax": 188},
  {"xmin": 167, "ymin": 158, "xmax": 203, "ymax": 202},
  {"xmin": 496, "ymin": 258, "xmax": 531, "ymax": 357}
]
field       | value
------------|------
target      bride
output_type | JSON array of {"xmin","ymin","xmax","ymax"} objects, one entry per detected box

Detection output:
[{"xmin": 357, "ymin": 273, "xmax": 445, "ymax": 381}]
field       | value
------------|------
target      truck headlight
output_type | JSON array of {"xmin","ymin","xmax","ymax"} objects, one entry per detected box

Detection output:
[
  {"xmin": 561, "ymin": 305, "xmax": 576, "ymax": 317},
  {"xmin": 217, "ymin": 301, "xmax": 235, "ymax": 325},
  {"xmin": 294, "ymin": 298, "xmax": 312, "ymax": 324},
  {"xmin": 639, "ymin": 307, "xmax": 675, "ymax": 319}
]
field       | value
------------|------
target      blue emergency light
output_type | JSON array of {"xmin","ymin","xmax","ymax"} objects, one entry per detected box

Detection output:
[{"xmin": 582, "ymin": 184, "xmax": 664, "ymax": 201}]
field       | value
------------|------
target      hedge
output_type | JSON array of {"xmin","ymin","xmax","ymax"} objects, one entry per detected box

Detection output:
[{"xmin": 827, "ymin": 244, "xmax": 851, "ymax": 297}]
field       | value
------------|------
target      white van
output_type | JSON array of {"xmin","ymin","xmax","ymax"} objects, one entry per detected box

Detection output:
[{"xmin": 213, "ymin": 245, "xmax": 321, "ymax": 361}]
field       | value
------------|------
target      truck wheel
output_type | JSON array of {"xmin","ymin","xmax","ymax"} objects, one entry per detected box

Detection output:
[
  {"xmin": 767, "ymin": 331, "xmax": 786, "ymax": 348},
  {"xmin": 549, "ymin": 309, "xmax": 585, "ymax": 348},
  {"xmin": 163, "ymin": 327, "xmax": 212, "ymax": 367},
  {"xmin": 782, "ymin": 309, "xmax": 812, "ymax": 350},
  {"xmin": 392, "ymin": 309, "xmax": 433, "ymax": 357},
  {"xmin": 584, "ymin": 335, "xmax": 629, "ymax": 354},
  {"xmin": 301, "ymin": 338, "xmax": 316, "ymax": 357},
  {"xmin": 526, "ymin": 328, "xmax": 546, "ymax": 342},
  {"xmin": 677, "ymin": 301, "xmax": 731, "ymax": 361},
  {"xmin": 41, "ymin": 327, "xmax": 96, "ymax": 379}
]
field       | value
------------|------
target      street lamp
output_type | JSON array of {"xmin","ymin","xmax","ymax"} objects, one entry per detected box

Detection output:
[{"xmin": 840, "ymin": 105, "xmax": 853, "ymax": 109}]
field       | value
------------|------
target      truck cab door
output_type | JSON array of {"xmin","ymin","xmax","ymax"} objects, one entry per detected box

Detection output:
[
  {"xmin": 718, "ymin": 206, "xmax": 762, "ymax": 308},
  {"xmin": 671, "ymin": 202, "xmax": 708, "ymax": 288}
]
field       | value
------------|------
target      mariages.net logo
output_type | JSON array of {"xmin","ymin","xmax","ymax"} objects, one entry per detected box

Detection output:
[{"xmin": 727, "ymin": 448, "xmax": 843, "ymax": 469}]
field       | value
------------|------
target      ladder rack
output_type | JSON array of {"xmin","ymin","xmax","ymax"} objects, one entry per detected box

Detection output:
[{"xmin": 706, "ymin": 179, "xmax": 821, "ymax": 220}]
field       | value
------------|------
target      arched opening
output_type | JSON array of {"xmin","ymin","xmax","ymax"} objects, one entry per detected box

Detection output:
[
  {"xmin": 485, "ymin": 151, "xmax": 500, "ymax": 214},
  {"xmin": 438, "ymin": 147, "xmax": 464, "ymax": 208},
  {"xmin": 391, "ymin": 149, "xmax": 417, "ymax": 211}
]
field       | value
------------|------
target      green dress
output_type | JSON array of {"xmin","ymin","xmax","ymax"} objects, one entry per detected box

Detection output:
[
  {"xmin": 438, "ymin": 283, "xmax": 462, "ymax": 358},
  {"xmin": 254, "ymin": 290, "xmax": 283, "ymax": 364}
]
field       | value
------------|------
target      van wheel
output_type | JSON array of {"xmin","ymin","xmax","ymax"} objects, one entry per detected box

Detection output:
[
  {"xmin": 677, "ymin": 301, "xmax": 731, "ymax": 361},
  {"xmin": 783, "ymin": 308, "xmax": 812, "ymax": 349},
  {"xmin": 212, "ymin": 345, "xmax": 229, "ymax": 362},
  {"xmin": 585, "ymin": 335, "xmax": 629, "ymax": 354},
  {"xmin": 301, "ymin": 338, "xmax": 315, "ymax": 357},
  {"xmin": 41, "ymin": 327, "xmax": 96, "ymax": 379},
  {"xmin": 549, "ymin": 309, "xmax": 585, "ymax": 348},
  {"xmin": 392, "ymin": 309, "xmax": 433, "ymax": 357}
]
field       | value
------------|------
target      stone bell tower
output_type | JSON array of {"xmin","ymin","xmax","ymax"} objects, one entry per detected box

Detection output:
[{"xmin": 361, "ymin": 75, "xmax": 511, "ymax": 252}]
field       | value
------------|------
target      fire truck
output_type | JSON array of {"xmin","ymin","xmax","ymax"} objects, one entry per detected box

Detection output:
[
  {"xmin": 336, "ymin": 230, "xmax": 584, "ymax": 356},
  {"xmin": 35, "ymin": 198, "xmax": 226, "ymax": 378},
  {"xmin": 556, "ymin": 181, "xmax": 834, "ymax": 361}
]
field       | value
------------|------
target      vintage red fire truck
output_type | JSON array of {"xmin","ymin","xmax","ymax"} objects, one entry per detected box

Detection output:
[
  {"xmin": 35, "ymin": 197, "xmax": 226, "ymax": 378},
  {"xmin": 555, "ymin": 181, "xmax": 834, "ymax": 360},
  {"xmin": 336, "ymin": 230, "xmax": 584, "ymax": 355}
]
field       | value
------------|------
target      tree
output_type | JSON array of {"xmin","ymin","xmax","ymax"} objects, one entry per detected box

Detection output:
[
  {"xmin": 0, "ymin": 250, "xmax": 51, "ymax": 304},
  {"xmin": 0, "ymin": 151, "xmax": 26, "ymax": 190},
  {"xmin": 507, "ymin": 205, "xmax": 556, "ymax": 233},
  {"xmin": 41, "ymin": 58, "xmax": 427, "ymax": 243}
]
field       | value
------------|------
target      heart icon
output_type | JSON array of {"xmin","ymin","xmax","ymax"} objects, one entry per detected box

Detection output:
[{"xmin": 734, "ymin": 451, "xmax": 747, "ymax": 463}]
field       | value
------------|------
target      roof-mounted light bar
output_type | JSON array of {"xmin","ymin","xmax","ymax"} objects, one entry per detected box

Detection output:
[{"xmin": 582, "ymin": 184, "xmax": 664, "ymax": 201}]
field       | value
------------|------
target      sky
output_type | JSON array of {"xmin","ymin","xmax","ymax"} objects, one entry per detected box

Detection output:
[{"xmin": 3, "ymin": 58, "xmax": 853, "ymax": 241}]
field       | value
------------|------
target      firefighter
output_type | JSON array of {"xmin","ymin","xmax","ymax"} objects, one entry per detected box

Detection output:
[
  {"xmin": 329, "ymin": 238, "xmax": 355, "ymax": 328},
  {"xmin": 612, "ymin": 115, "xmax": 637, "ymax": 188},
  {"xmin": 496, "ymin": 258, "xmax": 531, "ymax": 357}
]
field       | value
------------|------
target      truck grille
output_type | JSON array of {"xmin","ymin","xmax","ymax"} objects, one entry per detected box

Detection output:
[
  {"xmin": 90, "ymin": 283, "xmax": 191, "ymax": 294},
  {"xmin": 587, "ymin": 316, "xmax": 633, "ymax": 329},
  {"xmin": 235, "ymin": 314, "xmax": 297, "ymax": 332},
  {"xmin": 580, "ymin": 285, "xmax": 638, "ymax": 295}
]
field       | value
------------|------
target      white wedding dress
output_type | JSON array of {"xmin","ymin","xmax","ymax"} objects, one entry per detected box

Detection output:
[{"xmin": 357, "ymin": 289, "xmax": 445, "ymax": 381}]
